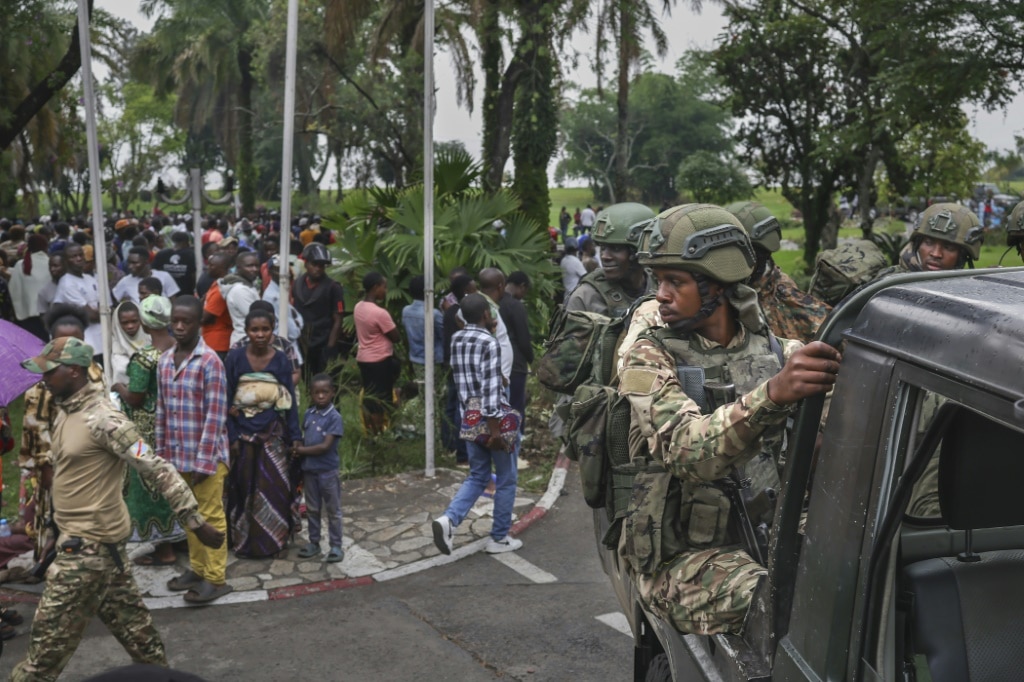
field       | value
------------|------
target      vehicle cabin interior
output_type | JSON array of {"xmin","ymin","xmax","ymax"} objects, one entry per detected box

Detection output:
[{"xmin": 880, "ymin": 396, "xmax": 1024, "ymax": 682}]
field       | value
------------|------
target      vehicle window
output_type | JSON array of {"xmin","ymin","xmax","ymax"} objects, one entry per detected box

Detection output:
[{"xmin": 905, "ymin": 389, "xmax": 946, "ymax": 520}]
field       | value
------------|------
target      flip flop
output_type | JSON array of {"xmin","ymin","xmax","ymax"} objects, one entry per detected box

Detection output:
[
  {"xmin": 0, "ymin": 609, "xmax": 23, "ymax": 626},
  {"xmin": 167, "ymin": 569, "xmax": 203, "ymax": 592},
  {"xmin": 134, "ymin": 554, "xmax": 178, "ymax": 567},
  {"xmin": 0, "ymin": 624, "xmax": 15, "ymax": 641},
  {"xmin": 296, "ymin": 542, "xmax": 319, "ymax": 559},
  {"xmin": 183, "ymin": 581, "xmax": 234, "ymax": 605},
  {"xmin": 325, "ymin": 547, "xmax": 344, "ymax": 563}
]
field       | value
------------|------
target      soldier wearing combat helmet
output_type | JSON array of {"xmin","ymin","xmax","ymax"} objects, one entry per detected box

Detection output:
[
  {"xmin": 876, "ymin": 202, "xmax": 984, "ymax": 278},
  {"xmin": 616, "ymin": 203, "xmax": 840, "ymax": 636},
  {"xmin": 1000, "ymin": 201, "xmax": 1024, "ymax": 265},
  {"xmin": 726, "ymin": 201, "xmax": 830, "ymax": 343},
  {"xmin": 565, "ymin": 202, "xmax": 656, "ymax": 317}
]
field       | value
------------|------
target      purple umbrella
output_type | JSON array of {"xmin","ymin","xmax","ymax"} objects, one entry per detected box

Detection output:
[{"xmin": 0, "ymin": 320, "xmax": 45, "ymax": 406}]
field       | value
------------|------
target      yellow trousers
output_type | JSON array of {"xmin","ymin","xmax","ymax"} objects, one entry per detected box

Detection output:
[{"xmin": 183, "ymin": 462, "xmax": 228, "ymax": 585}]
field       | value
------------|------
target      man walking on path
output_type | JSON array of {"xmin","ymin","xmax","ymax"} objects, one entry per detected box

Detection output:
[
  {"xmin": 157, "ymin": 296, "xmax": 233, "ymax": 605},
  {"xmin": 432, "ymin": 294, "xmax": 522, "ymax": 556},
  {"xmin": 12, "ymin": 337, "xmax": 224, "ymax": 681}
]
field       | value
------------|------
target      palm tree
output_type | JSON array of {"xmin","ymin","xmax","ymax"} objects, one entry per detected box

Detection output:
[{"xmin": 133, "ymin": 0, "xmax": 269, "ymax": 213}]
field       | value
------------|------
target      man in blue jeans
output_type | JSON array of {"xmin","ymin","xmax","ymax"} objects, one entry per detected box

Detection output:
[{"xmin": 432, "ymin": 293, "xmax": 522, "ymax": 555}]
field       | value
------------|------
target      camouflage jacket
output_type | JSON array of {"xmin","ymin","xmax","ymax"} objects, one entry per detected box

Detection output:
[
  {"xmin": 19, "ymin": 363, "xmax": 104, "ymax": 470},
  {"xmin": 50, "ymin": 381, "xmax": 204, "ymax": 543},
  {"xmin": 566, "ymin": 269, "xmax": 655, "ymax": 318},
  {"xmin": 755, "ymin": 264, "xmax": 830, "ymax": 343}
]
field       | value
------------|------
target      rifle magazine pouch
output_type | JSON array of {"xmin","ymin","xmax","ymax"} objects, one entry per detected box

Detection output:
[
  {"xmin": 569, "ymin": 383, "xmax": 612, "ymax": 508},
  {"xmin": 622, "ymin": 470, "xmax": 673, "ymax": 575},
  {"xmin": 684, "ymin": 485, "xmax": 731, "ymax": 549}
]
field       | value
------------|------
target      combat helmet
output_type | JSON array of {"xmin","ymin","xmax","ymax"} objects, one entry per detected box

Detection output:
[
  {"xmin": 725, "ymin": 201, "xmax": 782, "ymax": 253},
  {"xmin": 911, "ymin": 202, "xmax": 984, "ymax": 264},
  {"xmin": 636, "ymin": 203, "xmax": 755, "ymax": 283},
  {"xmin": 591, "ymin": 202, "xmax": 656, "ymax": 248}
]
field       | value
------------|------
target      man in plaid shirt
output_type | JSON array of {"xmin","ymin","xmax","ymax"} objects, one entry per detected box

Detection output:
[
  {"xmin": 432, "ymin": 294, "xmax": 522, "ymax": 556},
  {"xmin": 156, "ymin": 295, "xmax": 233, "ymax": 604}
]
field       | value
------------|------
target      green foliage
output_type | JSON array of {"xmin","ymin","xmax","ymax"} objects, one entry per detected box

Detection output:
[
  {"xmin": 557, "ymin": 54, "xmax": 735, "ymax": 203},
  {"xmin": 878, "ymin": 116, "xmax": 985, "ymax": 202},
  {"xmin": 676, "ymin": 151, "xmax": 753, "ymax": 205},
  {"xmin": 326, "ymin": 147, "xmax": 559, "ymax": 334}
]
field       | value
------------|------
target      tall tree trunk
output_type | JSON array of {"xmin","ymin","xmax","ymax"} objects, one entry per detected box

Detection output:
[
  {"xmin": 480, "ymin": 0, "xmax": 505, "ymax": 193},
  {"xmin": 613, "ymin": 1, "xmax": 632, "ymax": 201},
  {"xmin": 858, "ymin": 146, "xmax": 881, "ymax": 239},
  {"xmin": 237, "ymin": 48, "xmax": 257, "ymax": 214}
]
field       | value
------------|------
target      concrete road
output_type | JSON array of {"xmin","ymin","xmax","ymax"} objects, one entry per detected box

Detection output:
[{"xmin": 0, "ymin": 469, "xmax": 633, "ymax": 681}]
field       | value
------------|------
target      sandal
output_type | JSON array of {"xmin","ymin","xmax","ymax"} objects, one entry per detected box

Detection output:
[
  {"xmin": 134, "ymin": 553, "xmax": 177, "ymax": 567},
  {"xmin": 0, "ymin": 624, "xmax": 15, "ymax": 641},
  {"xmin": 183, "ymin": 580, "xmax": 234, "ymax": 605},
  {"xmin": 0, "ymin": 609, "xmax": 23, "ymax": 626},
  {"xmin": 167, "ymin": 569, "xmax": 203, "ymax": 592},
  {"xmin": 296, "ymin": 542, "xmax": 320, "ymax": 559},
  {"xmin": 325, "ymin": 547, "xmax": 345, "ymax": 564}
]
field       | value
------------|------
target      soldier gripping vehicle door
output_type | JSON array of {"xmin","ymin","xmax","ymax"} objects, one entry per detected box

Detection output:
[{"xmin": 615, "ymin": 204, "xmax": 839, "ymax": 637}]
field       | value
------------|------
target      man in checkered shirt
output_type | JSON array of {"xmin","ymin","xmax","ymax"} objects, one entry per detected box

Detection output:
[
  {"xmin": 156, "ymin": 295, "xmax": 233, "ymax": 604},
  {"xmin": 431, "ymin": 293, "xmax": 523, "ymax": 556}
]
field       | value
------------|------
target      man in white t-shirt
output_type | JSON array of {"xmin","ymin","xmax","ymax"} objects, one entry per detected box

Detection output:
[
  {"xmin": 112, "ymin": 247, "xmax": 180, "ymax": 304},
  {"xmin": 53, "ymin": 243, "xmax": 110, "ymax": 355},
  {"xmin": 560, "ymin": 238, "xmax": 587, "ymax": 293},
  {"xmin": 579, "ymin": 204, "xmax": 597, "ymax": 233}
]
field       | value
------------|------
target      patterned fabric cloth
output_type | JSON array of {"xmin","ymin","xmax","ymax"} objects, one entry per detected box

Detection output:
[
  {"xmin": 754, "ymin": 264, "xmax": 831, "ymax": 344},
  {"xmin": 123, "ymin": 346, "xmax": 185, "ymax": 544},
  {"xmin": 226, "ymin": 422, "xmax": 300, "ymax": 558},
  {"xmin": 155, "ymin": 339, "xmax": 230, "ymax": 476},
  {"xmin": 451, "ymin": 324, "xmax": 503, "ymax": 418}
]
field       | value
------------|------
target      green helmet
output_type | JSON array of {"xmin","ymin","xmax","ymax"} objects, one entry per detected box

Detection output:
[
  {"xmin": 591, "ymin": 202, "xmax": 656, "ymax": 247},
  {"xmin": 636, "ymin": 203, "xmax": 755, "ymax": 283},
  {"xmin": 725, "ymin": 201, "xmax": 782, "ymax": 253},
  {"xmin": 1006, "ymin": 201, "xmax": 1024, "ymax": 250},
  {"xmin": 911, "ymin": 202, "xmax": 984, "ymax": 262}
]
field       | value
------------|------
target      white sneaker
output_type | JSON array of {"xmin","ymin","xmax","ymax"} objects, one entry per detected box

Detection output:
[
  {"xmin": 432, "ymin": 515, "xmax": 454, "ymax": 555},
  {"xmin": 485, "ymin": 535, "xmax": 523, "ymax": 554}
]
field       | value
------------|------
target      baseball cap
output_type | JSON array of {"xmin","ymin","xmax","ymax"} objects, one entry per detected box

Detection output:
[{"xmin": 22, "ymin": 337, "xmax": 94, "ymax": 373}]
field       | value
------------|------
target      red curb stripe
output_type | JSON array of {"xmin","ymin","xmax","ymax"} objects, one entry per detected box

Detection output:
[
  {"xmin": 267, "ymin": 576, "xmax": 373, "ymax": 600},
  {"xmin": 510, "ymin": 453, "xmax": 571, "ymax": 536}
]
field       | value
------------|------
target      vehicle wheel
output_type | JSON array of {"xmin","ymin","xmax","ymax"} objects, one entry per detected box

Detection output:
[{"xmin": 645, "ymin": 653, "xmax": 672, "ymax": 682}]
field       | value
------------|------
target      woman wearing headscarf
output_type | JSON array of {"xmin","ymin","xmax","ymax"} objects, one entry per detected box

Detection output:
[
  {"xmin": 8, "ymin": 234, "xmax": 51, "ymax": 340},
  {"xmin": 110, "ymin": 301, "xmax": 150, "ymax": 386},
  {"xmin": 112, "ymin": 296, "xmax": 184, "ymax": 566}
]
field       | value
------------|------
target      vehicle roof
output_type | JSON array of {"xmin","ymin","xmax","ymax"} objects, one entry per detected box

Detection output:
[{"xmin": 844, "ymin": 268, "xmax": 1024, "ymax": 401}]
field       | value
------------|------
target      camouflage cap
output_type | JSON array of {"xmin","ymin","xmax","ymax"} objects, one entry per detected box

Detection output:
[
  {"xmin": 21, "ymin": 337, "xmax": 94, "ymax": 373},
  {"xmin": 636, "ymin": 204, "xmax": 755, "ymax": 283},
  {"xmin": 912, "ymin": 202, "xmax": 984, "ymax": 261},
  {"xmin": 1006, "ymin": 201, "xmax": 1024, "ymax": 249},
  {"xmin": 592, "ymin": 202, "xmax": 656, "ymax": 247},
  {"xmin": 725, "ymin": 201, "xmax": 782, "ymax": 253}
]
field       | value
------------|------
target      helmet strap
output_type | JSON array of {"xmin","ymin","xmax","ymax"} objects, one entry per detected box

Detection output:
[{"xmin": 668, "ymin": 274, "xmax": 725, "ymax": 333}]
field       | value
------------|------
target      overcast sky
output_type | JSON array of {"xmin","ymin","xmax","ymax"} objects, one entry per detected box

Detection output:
[{"xmin": 98, "ymin": 0, "xmax": 1024, "ymax": 167}]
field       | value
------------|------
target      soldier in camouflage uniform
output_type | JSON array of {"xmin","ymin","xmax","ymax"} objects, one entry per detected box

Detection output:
[
  {"xmin": 11, "ymin": 337, "xmax": 225, "ymax": 682},
  {"xmin": 726, "ymin": 201, "xmax": 830, "ymax": 342},
  {"xmin": 617, "ymin": 204, "xmax": 840, "ymax": 635},
  {"xmin": 1001, "ymin": 201, "xmax": 1024, "ymax": 265},
  {"xmin": 874, "ymin": 202, "xmax": 984, "ymax": 279},
  {"xmin": 565, "ymin": 203, "xmax": 657, "ymax": 317}
]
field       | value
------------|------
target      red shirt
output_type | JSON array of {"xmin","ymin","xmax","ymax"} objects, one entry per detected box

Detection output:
[{"xmin": 201, "ymin": 282, "xmax": 233, "ymax": 352}]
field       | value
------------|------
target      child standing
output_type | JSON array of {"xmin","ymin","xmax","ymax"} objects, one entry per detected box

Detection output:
[{"xmin": 294, "ymin": 374, "xmax": 346, "ymax": 563}]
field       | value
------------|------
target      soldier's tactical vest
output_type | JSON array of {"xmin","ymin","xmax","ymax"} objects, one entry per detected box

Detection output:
[
  {"xmin": 619, "ymin": 322, "xmax": 785, "ymax": 577},
  {"xmin": 575, "ymin": 269, "xmax": 652, "ymax": 318}
]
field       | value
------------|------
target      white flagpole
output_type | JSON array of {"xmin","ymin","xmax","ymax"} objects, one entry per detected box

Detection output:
[
  {"xmin": 423, "ymin": 0, "xmax": 436, "ymax": 478},
  {"xmin": 77, "ymin": 0, "xmax": 112, "ymax": 385},
  {"xmin": 278, "ymin": 0, "xmax": 299, "ymax": 340}
]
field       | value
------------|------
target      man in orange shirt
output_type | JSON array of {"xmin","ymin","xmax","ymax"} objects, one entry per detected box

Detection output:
[{"xmin": 200, "ymin": 253, "xmax": 233, "ymax": 358}]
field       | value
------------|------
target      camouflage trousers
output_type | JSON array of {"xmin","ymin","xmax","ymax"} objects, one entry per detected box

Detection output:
[
  {"xmin": 10, "ymin": 539, "xmax": 166, "ymax": 682},
  {"xmin": 637, "ymin": 546, "xmax": 766, "ymax": 636}
]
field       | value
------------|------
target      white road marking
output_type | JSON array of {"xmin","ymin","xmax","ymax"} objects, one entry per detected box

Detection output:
[
  {"xmin": 490, "ymin": 553, "xmax": 558, "ymax": 584},
  {"xmin": 596, "ymin": 611, "xmax": 632, "ymax": 637},
  {"xmin": 144, "ymin": 590, "xmax": 269, "ymax": 610},
  {"xmin": 374, "ymin": 538, "xmax": 491, "ymax": 582}
]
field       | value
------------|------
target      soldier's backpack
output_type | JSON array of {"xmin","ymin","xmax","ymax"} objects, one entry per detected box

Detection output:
[{"xmin": 808, "ymin": 239, "xmax": 888, "ymax": 306}]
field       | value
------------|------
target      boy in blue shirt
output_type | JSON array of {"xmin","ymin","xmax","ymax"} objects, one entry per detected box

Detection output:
[{"xmin": 294, "ymin": 374, "xmax": 345, "ymax": 562}]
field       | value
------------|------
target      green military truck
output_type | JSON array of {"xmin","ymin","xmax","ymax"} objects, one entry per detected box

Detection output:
[{"xmin": 599, "ymin": 267, "xmax": 1024, "ymax": 681}]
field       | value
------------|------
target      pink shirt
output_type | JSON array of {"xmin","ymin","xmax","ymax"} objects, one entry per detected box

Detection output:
[{"xmin": 354, "ymin": 300, "xmax": 396, "ymax": 363}]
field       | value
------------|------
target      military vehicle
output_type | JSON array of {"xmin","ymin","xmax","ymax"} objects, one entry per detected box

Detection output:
[{"xmin": 598, "ymin": 267, "xmax": 1024, "ymax": 681}]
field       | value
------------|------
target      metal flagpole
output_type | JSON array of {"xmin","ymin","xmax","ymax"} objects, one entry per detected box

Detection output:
[
  {"xmin": 423, "ymin": 0, "xmax": 436, "ymax": 478},
  {"xmin": 77, "ymin": 0, "xmax": 112, "ymax": 385},
  {"xmin": 278, "ymin": 0, "xmax": 299, "ymax": 340},
  {"xmin": 191, "ymin": 168, "xmax": 203, "ymax": 281}
]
